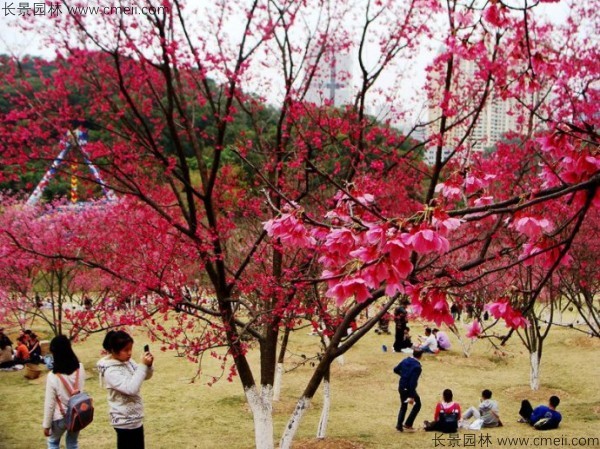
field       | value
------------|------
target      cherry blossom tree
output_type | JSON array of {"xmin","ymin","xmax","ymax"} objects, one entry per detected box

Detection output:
[
  {"xmin": 555, "ymin": 211, "xmax": 600, "ymax": 337},
  {"xmin": 0, "ymin": 1, "xmax": 598, "ymax": 448}
]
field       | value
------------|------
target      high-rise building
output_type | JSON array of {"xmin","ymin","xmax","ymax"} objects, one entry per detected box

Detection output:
[
  {"xmin": 305, "ymin": 50, "xmax": 354, "ymax": 107},
  {"xmin": 424, "ymin": 51, "xmax": 531, "ymax": 165}
]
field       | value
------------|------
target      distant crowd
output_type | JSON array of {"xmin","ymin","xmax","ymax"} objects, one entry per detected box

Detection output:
[
  {"xmin": 0, "ymin": 327, "xmax": 43, "ymax": 368},
  {"xmin": 376, "ymin": 303, "xmax": 452, "ymax": 354}
]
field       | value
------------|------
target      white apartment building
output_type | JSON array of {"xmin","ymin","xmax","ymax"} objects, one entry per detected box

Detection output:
[
  {"xmin": 424, "ymin": 52, "xmax": 530, "ymax": 165},
  {"xmin": 305, "ymin": 50, "xmax": 354, "ymax": 107}
]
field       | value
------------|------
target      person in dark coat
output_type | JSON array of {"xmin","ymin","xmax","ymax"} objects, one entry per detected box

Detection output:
[
  {"xmin": 393, "ymin": 303, "xmax": 408, "ymax": 352},
  {"xmin": 393, "ymin": 349, "xmax": 423, "ymax": 432}
]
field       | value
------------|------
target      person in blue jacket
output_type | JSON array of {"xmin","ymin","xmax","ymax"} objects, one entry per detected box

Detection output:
[
  {"xmin": 393, "ymin": 349, "xmax": 423, "ymax": 432},
  {"xmin": 518, "ymin": 395, "xmax": 562, "ymax": 430}
]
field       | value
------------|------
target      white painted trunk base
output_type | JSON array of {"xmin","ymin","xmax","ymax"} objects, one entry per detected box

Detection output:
[
  {"xmin": 317, "ymin": 380, "xmax": 330, "ymax": 439},
  {"xmin": 530, "ymin": 351, "xmax": 540, "ymax": 391},
  {"xmin": 455, "ymin": 334, "xmax": 473, "ymax": 358},
  {"xmin": 280, "ymin": 396, "xmax": 311, "ymax": 449},
  {"xmin": 273, "ymin": 363, "xmax": 284, "ymax": 402},
  {"xmin": 245, "ymin": 385, "xmax": 275, "ymax": 449}
]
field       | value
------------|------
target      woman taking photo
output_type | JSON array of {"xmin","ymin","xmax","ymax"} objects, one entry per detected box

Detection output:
[{"xmin": 97, "ymin": 330, "xmax": 154, "ymax": 449}]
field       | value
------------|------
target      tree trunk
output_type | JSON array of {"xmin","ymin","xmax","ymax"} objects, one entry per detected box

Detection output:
[
  {"xmin": 316, "ymin": 369, "xmax": 331, "ymax": 439},
  {"xmin": 273, "ymin": 363, "xmax": 284, "ymax": 402},
  {"xmin": 245, "ymin": 385, "xmax": 275, "ymax": 449},
  {"xmin": 530, "ymin": 351, "xmax": 541, "ymax": 391},
  {"xmin": 323, "ymin": 333, "xmax": 344, "ymax": 365},
  {"xmin": 279, "ymin": 396, "xmax": 312, "ymax": 449},
  {"xmin": 280, "ymin": 351, "xmax": 334, "ymax": 449},
  {"xmin": 448, "ymin": 327, "xmax": 473, "ymax": 358},
  {"xmin": 273, "ymin": 327, "xmax": 290, "ymax": 402},
  {"xmin": 454, "ymin": 332, "xmax": 472, "ymax": 358}
]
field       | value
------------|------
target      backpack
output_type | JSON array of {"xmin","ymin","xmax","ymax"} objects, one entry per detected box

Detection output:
[
  {"xmin": 56, "ymin": 368, "xmax": 94, "ymax": 432},
  {"xmin": 438, "ymin": 408, "xmax": 459, "ymax": 433}
]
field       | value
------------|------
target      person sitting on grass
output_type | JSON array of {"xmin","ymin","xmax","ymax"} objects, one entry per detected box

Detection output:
[
  {"xmin": 27, "ymin": 332, "xmax": 43, "ymax": 364},
  {"xmin": 414, "ymin": 327, "xmax": 438, "ymax": 354},
  {"xmin": 424, "ymin": 389, "xmax": 462, "ymax": 433},
  {"xmin": 0, "ymin": 328, "xmax": 12, "ymax": 349},
  {"xmin": 0, "ymin": 328, "xmax": 17, "ymax": 368},
  {"xmin": 432, "ymin": 328, "xmax": 451, "ymax": 351},
  {"xmin": 399, "ymin": 327, "xmax": 413, "ymax": 351},
  {"xmin": 461, "ymin": 389, "xmax": 502, "ymax": 429},
  {"xmin": 518, "ymin": 395, "xmax": 562, "ymax": 430},
  {"xmin": 14, "ymin": 336, "xmax": 31, "ymax": 364}
]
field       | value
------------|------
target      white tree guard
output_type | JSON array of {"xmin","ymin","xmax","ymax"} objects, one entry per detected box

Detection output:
[
  {"xmin": 273, "ymin": 363, "xmax": 284, "ymax": 402},
  {"xmin": 279, "ymin": 396, "xmax": 311, "ymax": 449},
  {"xmin": 316, "ymin": 380, "xmax": 331, "ymax": 439},
  {"xmin": 530, "ymin": 351, "xmax": 541, "ymax": 390},
  {"xmin": 455, "ymin": 334, "xmax": 473, "ymax": 358},
  {"xmin": 245, "ymin": 384, "xmax": 275, "ymax": 449}
]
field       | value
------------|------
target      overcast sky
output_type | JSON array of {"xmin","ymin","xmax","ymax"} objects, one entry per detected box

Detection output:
[{"xmin": 0, "ymin": 1, "xmax": 572, "ymax": 127}]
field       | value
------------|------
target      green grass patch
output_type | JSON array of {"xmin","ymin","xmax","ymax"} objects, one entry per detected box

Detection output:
[{"xmin": 0, "ymin": 320, "xmax": 599, "ymax": 448}]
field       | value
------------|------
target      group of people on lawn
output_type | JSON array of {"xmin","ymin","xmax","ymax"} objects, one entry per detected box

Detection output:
[
  {"xmin": 394, "ymin": 349, "xmax": 562, "ymax": 434},
  {"xmin": 0, "ymin": 327, "xmax": 43, "ymax": 368},
  {"xmin": 390, "ymin": 303, "xmax": 451, "ymax": 354}
]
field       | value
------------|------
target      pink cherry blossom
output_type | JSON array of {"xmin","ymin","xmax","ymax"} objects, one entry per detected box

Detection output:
[
  {"xmin": 536, "ymin": 133, "xmax": 573, "ymax": 153},
  {"xmin": 513, "ymin": 216, "xmax": 553, "ymax": 239},
  {"xmin": 435, "ymin": 182, "xmax": 462, "ymax": 200},
  {"xmin": 465, "ymin": 173, "xmax": 496, "ymax": 194},
  {"xmin": 319, "ymin": 228, "xmax": 357, "ymax": 267},
  {"xmin": 521, "ymin": 242, "xmax": 572, "ymax": 270},
  {"xmin": 264, "ymin": 213, "xmax": 316, "ymax": 248},
  {"xmin": 384, "ymin": 264, "xmax": 409, "ymax": 297},
  {"xmin": 384, "ymin": 238, "xmax": 413, "ymax": 278},
  {"xmin": 325, "ymin": 277, "xmax": 371, "ymax": 306},
  {"xmin": 485, "ymin": 299, "xmax": 528, "ymax": 330},
  {"xmin": 411, "ymin": 289, "xmax": 454, "ymax": 327},
  {"xmin": 402, "ymin": 229, "xmax": 450, "ymax": 254},
  {"xmin": 483, "ymin": 4, "xmax": 503, "ymax": 27},
  {"xmin": 465, "ymin": 319, "xmax": 482, "ymax": 339},
  {"xmin": 485, "ymin": 299, "xmax": 510, "ymax": 320},
  {"xmin": 432, "ymin": 214, "xmax": 463, "ymax": 236},
  {"xmin": 474, "ymin": 196, "xmax": 495, "ymax": 207}
]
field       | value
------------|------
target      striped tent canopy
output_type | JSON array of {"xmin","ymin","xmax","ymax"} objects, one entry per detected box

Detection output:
[{"xmin": 26, "ymin": 128, "xmax": 117, "ymax": 210}]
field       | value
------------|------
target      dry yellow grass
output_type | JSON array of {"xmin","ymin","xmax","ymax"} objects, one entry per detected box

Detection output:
[{"xmin": 0, "ymin": 320, "xmax": 599, "ymax": 449}]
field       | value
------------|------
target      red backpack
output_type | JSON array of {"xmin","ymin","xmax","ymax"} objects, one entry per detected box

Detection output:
[{"xmin": 56, "ymin": 368, "xmax": 94, "ymax": 432}]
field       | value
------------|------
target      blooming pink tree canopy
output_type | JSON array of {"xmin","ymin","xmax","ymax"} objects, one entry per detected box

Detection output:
[{"xmin": 0, "ymin": 0, "xmax": 598, "ymax": 447}]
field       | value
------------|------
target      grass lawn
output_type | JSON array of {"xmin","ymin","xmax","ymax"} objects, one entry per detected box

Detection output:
[{"xmin": 0, "ymin": 320, "xmax": 599, "ymax": 449}]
